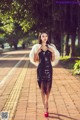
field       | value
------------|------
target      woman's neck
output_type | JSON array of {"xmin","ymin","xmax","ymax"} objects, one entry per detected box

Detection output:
[{"xmin": 42, "ymin": 42, "xmax": 46, "ymax": 47}]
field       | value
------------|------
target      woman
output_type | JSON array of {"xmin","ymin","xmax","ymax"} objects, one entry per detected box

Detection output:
[{"xmin": 29, "ymin": 32, "xmax": 60, "ymax": 117}]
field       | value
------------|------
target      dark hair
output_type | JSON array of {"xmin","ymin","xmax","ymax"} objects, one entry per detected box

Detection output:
[{"xmin": 38, "ymin": 32, "xmax": 50, "ymax": 45}]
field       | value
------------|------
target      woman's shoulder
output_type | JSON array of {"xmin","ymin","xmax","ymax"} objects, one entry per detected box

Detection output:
[{"xmin": 48, "ymin": 43, "xmax": 56, "ymax": 48}]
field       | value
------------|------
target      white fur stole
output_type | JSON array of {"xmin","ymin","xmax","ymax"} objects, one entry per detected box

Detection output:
[{"xmin": 29, "ymin": 44, "xmax": 60, "ymax": 67}]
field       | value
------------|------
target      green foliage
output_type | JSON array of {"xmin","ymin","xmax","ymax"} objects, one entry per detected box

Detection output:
[
  {"xmin": 20, "ymin": 19, "xmax": 35, "ymax": 32},
  {"xmin": 0, "ymin": 34, "xmax": 6, "ymax": 44},
  {"xmin": 60, "ymin": 56, "xmax": 70, "ymax": 60},
  {"xmin": 0, "ymin": 0, "xmax": 35, "ymax": 49},
  {"xmin": 73, "ymin": 60, "xmax": 80, "ymax": 75},
  {"xmin": 0, "ymin": 0, "xmax": 35, "ymax": 35},
  {"xmin": 0, "ymin": 0, "xmax": 80, "ymax": 54},
  {"xmin": 60, "ymin": 56, "xmax": 80, "ymax": 70},
  {"xmin": 18, "ymin": 31, "xmax": 37, "ymax": 46}
]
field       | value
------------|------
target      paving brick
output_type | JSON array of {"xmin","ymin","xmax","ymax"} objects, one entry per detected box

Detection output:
[{"xmin": 0, "ymin": 49, "xmax": 80, "ymax": 120}]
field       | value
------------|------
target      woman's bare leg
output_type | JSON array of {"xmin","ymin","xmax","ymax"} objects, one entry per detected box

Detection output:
[
  {"xmin": 41, "ymin": 82, "xmax": 45, "ymax": 107},
  {"xmin": 44, "ymin": 82, "xmax": 51, "ymax": 112},
  {"xmin": 40, "ymin": 81, "xmax": 52, "ymax": 113},
  {"xmin": 41, "ymin": 90, "xmax": 45, "ymax": 106},
  {"xmin": 44, "ymin": 92, "xmax": 50, "ymax": 112}
]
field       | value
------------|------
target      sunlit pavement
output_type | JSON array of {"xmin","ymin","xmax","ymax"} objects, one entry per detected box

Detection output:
[{"xmin": 0, "ymin": 48, "xmax": 80, "ymax": 120}]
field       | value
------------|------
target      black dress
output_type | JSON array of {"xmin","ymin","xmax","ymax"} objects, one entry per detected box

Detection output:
[{"xmin": 37, "ymin": 49, "xmax": 53, "ymax": 94}]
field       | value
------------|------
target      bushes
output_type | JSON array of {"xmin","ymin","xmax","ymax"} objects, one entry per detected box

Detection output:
[
  {"xmin": 60, "ymin": 56, "xmax": 80, "ymax": 75},
  {"xmin": 73, "ymin": 60, "xmax": 80, "ymax": 75}
]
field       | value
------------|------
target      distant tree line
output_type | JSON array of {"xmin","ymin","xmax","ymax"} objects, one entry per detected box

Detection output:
[{"xmin": 0, "ymin": 0, "xmax": 80, "ymax": 56}]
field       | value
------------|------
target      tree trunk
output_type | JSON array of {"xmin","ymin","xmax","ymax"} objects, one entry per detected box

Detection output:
[
  {"xmin": 78, "ymin": 6, "xmax": 80, "ymax": 47},
  {"xmin": 22, "ymin": 43, "xmax": 26, "ymax": 49},
  {"xmin": 71, "ymin": 33, "xmax": 76, "ymax": 57},
  {"xmin": 14, "ymin": 44, "xmax": 18, "ymax": 50},
  {"xmin": 1, "ymin": 44, "xmax": 4, "ymax": 49},
  {"xmin": 66, "ymin": 34, "xmax": 70, "ymax": 55},
  {"xmin": 78, "ymin": 28, "xmax": 80, "ymax": 47}
]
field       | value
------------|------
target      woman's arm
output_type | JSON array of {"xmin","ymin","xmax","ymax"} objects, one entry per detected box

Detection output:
[
  {"xmin": 51, "ymin": 52, "xmax": 55, "ymax": 61},
  {"xmin": 34, "ymin": 53, "xmax": 39, "ymax": 62},
  {"xmin": 34, "ymin": 47, "xmax": 41, "ymax": 62}
]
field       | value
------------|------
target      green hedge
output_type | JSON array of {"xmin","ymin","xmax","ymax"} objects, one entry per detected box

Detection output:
[{"xmin": 73, "ymin": 60, "xmax": 80, "ymax": 75}]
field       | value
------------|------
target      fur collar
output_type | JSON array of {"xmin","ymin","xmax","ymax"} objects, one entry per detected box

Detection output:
[{"xmin": 29, "ymin": 43, "xmax": 60, "ymax": 67}]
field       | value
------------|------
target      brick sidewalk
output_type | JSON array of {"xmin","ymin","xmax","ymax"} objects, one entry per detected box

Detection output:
[{"xmin": 0, "ymin": 49, "xmax": 80, "ymax": 120}]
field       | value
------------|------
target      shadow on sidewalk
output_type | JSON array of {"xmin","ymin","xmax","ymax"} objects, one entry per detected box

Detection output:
[{"xmin": 49, "ymin": 113, "xmax": 79, "ymax": 120}]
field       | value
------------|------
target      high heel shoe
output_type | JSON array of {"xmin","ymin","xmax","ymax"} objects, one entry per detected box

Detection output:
[
  {"xmin": 44, "ymin": 106, "xmax": 49, "ymax": 117},
  {"xmin": 44, "ymin": 112, "xmax": 48, "ymax": 117}
]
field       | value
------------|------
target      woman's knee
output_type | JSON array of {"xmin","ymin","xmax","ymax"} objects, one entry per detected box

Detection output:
[{"xmin": 41, "ymin": 88, "xmax": 45, "ymax": 94}]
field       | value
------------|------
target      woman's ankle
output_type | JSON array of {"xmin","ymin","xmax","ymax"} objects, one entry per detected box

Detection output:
[{"xmin": 44, "ymin": 101, "xmax": 48, "ymax": 112}]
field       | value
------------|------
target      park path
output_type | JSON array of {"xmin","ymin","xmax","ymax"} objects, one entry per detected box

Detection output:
[{"xmin": 0, "ymin": 47, "xmax": 80, "ymax": 120}]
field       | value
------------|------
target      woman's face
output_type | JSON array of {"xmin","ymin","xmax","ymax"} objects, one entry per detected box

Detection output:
[{"xmin": 41, "ymin": 33, "xmax": 48, "ymax": 43}]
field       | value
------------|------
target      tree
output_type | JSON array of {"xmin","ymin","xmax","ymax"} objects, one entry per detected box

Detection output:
[{"xmin": 0, "ymin": 0, "xmax": 80, "ymax": 56}]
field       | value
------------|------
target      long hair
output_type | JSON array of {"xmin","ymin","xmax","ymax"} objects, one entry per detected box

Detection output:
[{"xmin": 38, "ymin": 32, "xmax": 50, "ymax": 46}]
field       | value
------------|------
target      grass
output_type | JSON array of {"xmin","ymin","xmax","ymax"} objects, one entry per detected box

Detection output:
[
  {"xmin": 60, "ymin": 56, "xmax": 80, "ymax": 69},
  {"xmin": 60, "ymin": 56, "xmax": 80, "ymax": 80}
]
